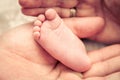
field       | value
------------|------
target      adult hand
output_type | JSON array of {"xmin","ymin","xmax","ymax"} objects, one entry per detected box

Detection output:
[
  {"xmin": 0, "ymin": 21, "xmax": 104, "ymax": 80},
  {"xmin": 84, "ymin": 44, "xmax": 120, "ymax": 80},
  {"xmin": 0, "ymin": 23, "xmax": 83, "ymax": 80},
  {"xmin": 19, "ymin": 0, "xmax": 120, "ymax": 44},
  {"xmin": 0, "ymin": 23, "xmax": 119, "ymax": 80},
  {"xmin": 19, "ymin": 0, "xmax": 78, "ymax": 17}
]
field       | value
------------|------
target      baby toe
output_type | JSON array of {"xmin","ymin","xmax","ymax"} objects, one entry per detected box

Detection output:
[{"xmin": 34, "ymin": 20, "xmax": 42, "ymax": 26}]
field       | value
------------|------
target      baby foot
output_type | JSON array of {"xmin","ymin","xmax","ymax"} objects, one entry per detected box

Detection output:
[{"xmin": 33, "ymin": 9, "xmax": 91, "ymax": 72}]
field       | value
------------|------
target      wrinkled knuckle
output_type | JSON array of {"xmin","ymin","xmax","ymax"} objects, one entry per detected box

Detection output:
[{"xmin": 19, "ymin": 0, "xmax": 28, "ymax": 7}]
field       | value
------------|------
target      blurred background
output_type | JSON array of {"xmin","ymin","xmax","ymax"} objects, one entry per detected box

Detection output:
[
  {"xmin": 0, "ymin": 0, "xmax": 105, "ymax": 50},
  {"xmin": 0, "ymin": 0, "xmax": 34, "ymax": 34}
]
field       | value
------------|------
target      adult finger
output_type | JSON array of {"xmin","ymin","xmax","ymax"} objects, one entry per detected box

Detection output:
[
  {"xmin": 84, "ymin": 72, "xmax": 120, "ymax": 80},
  {"xmin": 22, "ymin": 7, "xmax": 71, "ymax": 17},
  {"xmin": 84, "ymin": 44, "xmax": 120, "ymax": 77},
  {"xmin": 63, "ymin": 17, "xmax": 104, "ymax": 38},
  {"xmin": 84, "ymin": 77, "xmax": 104, "ymax": 80},
  {"xmin": 19, "ymin": 0, "xmax": 78, "ymax": 8},
  {"xmin": 106, "ymin": 72, "xmax": 120, "ymax": 80},
  {"xmin": 84, "ymin": 56, "xmax": 120, "ymax": 77},
  {"xmin": 88, "ymin": 44, "xmax": 120, "ymax": 63}
]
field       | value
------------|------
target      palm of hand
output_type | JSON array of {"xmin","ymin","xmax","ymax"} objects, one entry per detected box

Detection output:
[
  {"xmin": 0, "ymin": 23, "xmax": 82, "ymax": 80},
  {"xmin": 1, "ymin": 0, "xmax": 119, "ymax": 79},
  {"xmin": 0, "ymin": 23, "xmax": 120, "ymax": 80}
]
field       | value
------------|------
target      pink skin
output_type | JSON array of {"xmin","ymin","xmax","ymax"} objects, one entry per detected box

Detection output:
[
  {"xmin": 19, "ymin": 0, "xmax": 120, "ymax": 44},
  {"xmin": 0, "ymin": 23, "xmax": 119, "ymax": 80},
  {"xmin": 33, "ymin": 9, "xmax": 91, "ymax": 72}
]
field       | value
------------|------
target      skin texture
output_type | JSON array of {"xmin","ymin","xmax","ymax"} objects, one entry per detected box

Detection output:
[
  {"xmin": 19, "ymin": 0, "xmax": 120, "ymax": 44},
  {"xmin": 33, "ymin": 9, "xmax": 91, "ymax": 72},
  {"xmin": 0, "ymin": 23, "xmax": 120, "ymax": 80},
  {"xmin": 0, "ymin": 0, "xmax": 119, "ymax": 79}
]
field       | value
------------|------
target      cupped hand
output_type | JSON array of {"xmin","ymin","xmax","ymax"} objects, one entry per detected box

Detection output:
[
  {"xmin": 84, "ymin": 44, "xmax": 120, "ymax": 80},
  {"xmin": 0, "ymin": 23, "xmax": 120, "ymax": 80},
  {"xmin": 19, "ymin": 0, "xmax": 78, "ymax": 17},
  {"xmin": 19, "ymin": 0, "xmax": 120, "ymax": 44},
  {"xmin": 0, "ymin": 23, "xmax": 82, "ymax": 80}
]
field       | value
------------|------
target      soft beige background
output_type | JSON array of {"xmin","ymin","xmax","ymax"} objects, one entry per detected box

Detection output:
[
  {"xmin": 0, "ymin": 0, "xmax": 34, "ymax": 34},
  {"xmin": 0, "ymin": 0, "xmax": 105, "ymax": 50}
]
